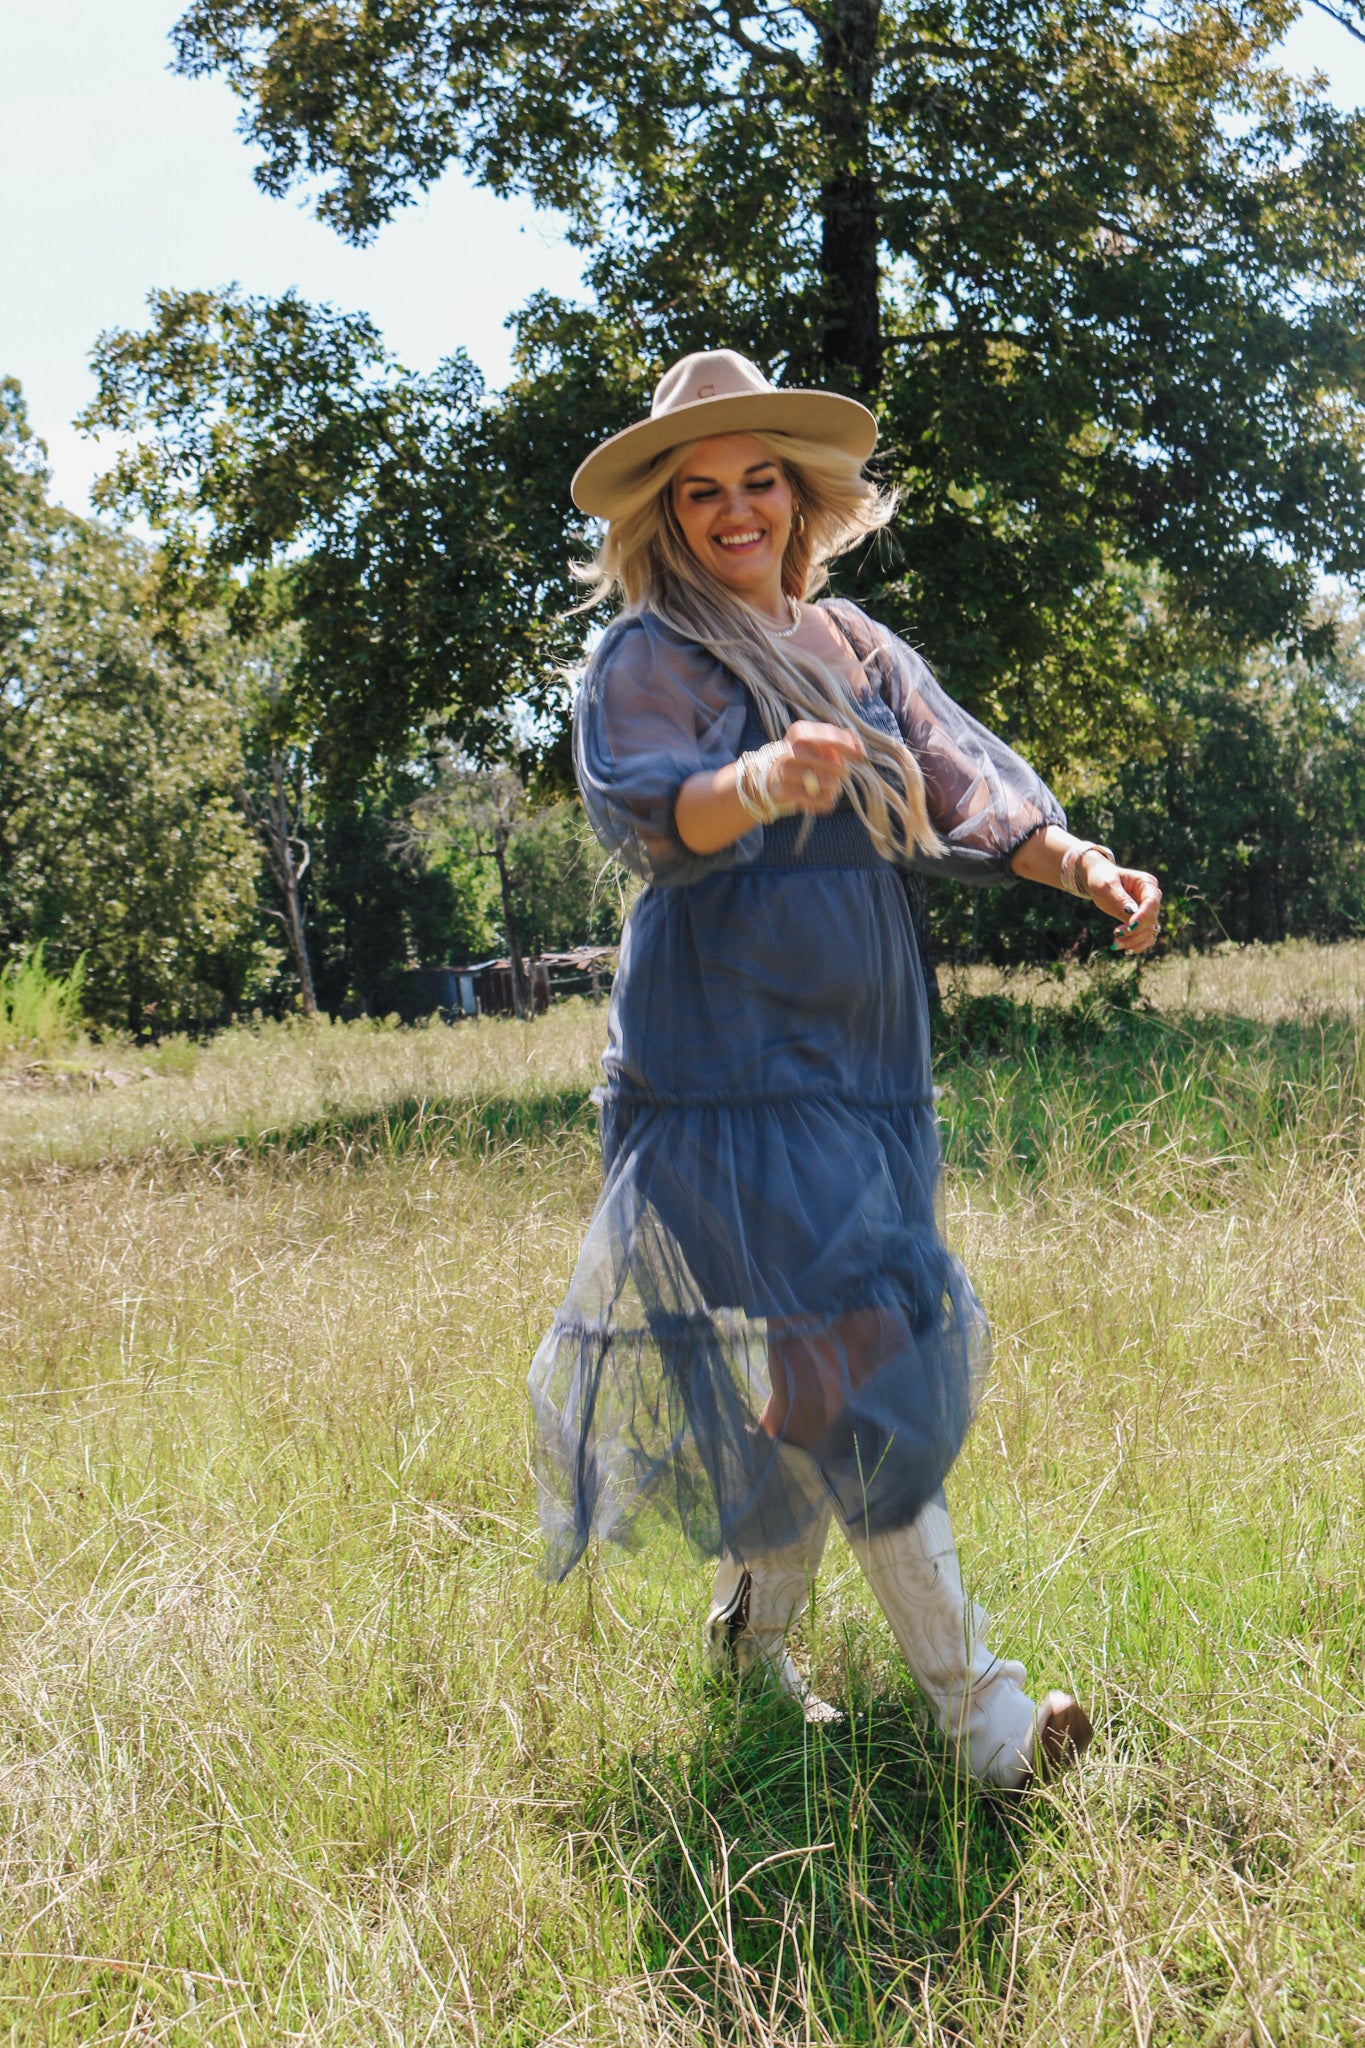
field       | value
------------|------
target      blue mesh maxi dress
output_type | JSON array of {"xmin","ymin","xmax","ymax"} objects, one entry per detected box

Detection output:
[{"xmin": 529, "ymin": 598, "xmax": 1064, "ymax": 1580}]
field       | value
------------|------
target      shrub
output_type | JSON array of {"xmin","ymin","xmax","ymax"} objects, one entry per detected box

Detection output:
[{"xmin": 0, "ymin": 944, "xmax": 87, "ymax": 1060}]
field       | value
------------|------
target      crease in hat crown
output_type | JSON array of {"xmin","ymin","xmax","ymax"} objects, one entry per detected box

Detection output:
[{"xmin": 571, "ymin": 348, "xmax": 878, "ymax": 520}]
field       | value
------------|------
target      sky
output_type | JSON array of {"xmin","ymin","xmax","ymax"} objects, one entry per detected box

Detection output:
[{"xmin": 2, "ymin": 0, "xmax": 1362, "ymax": 517}]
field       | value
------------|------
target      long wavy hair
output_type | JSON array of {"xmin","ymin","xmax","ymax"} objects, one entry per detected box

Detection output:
[{"xmin": 574, "ymin": 429, "xmax": 942, "ymax": 863}]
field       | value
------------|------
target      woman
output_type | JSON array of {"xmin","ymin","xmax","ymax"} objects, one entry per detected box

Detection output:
[{"xmin": 529, "ymin": 349, "xmax": 1161, "ymax": 1788}]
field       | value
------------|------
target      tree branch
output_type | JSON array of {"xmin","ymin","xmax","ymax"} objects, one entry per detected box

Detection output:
[
  {"xmin": 694, "ymin": 2, "xmax": 806, "ymax": 74},
  {"xmin": 1306, "ymin": 0, "xmax": 1365, "ymax": 46}
]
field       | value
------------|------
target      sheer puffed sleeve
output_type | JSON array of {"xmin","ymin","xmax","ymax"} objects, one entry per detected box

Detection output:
[
  {"xmin": 573, "ymin": 613, "xmax": 762, "ymax": 885},
  {"xmin": 830, "ymin": 601, "xmax": 1066, "ymax": 886}
]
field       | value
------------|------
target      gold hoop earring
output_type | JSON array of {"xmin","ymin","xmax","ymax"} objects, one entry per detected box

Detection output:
[{"xmin": 791, "ymin": 509, "xmax": 806, "ymax": 537}]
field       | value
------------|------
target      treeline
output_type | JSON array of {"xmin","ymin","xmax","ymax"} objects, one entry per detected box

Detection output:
[
  {"xmin": 955, "ymin": 599, "xmax": 1365, "ymax": 963},
  {"xmin": 6, "ymin": 0, "xmax": 1365, "ymax": 1025},
  {"xmin": 0, "ymin": 382, "xmax": 621, "ymax": 1034}
]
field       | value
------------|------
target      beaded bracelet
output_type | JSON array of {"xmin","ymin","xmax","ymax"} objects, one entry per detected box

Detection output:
[
  {"xmin": 734, "ymin": 742, "xmax": 792, "ymax": 826},
  {"xmin": 1059, "ymin": 840, "xmax": 1116, "ymax": 899}
]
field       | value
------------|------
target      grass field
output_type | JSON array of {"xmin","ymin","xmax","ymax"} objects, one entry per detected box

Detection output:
[{"xmin": 3, "ymin": 941, "xmax": 1365, "ymax": 2044}]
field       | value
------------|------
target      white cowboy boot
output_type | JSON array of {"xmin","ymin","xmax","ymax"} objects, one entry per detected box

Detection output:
[
  {"xmin": 706, "ymin": 1494, "xmax": 840, "ymax": 1723},
  {"xmin": 842, "ymin": 1497, "xmax": 1091, "ymax": 1788}
]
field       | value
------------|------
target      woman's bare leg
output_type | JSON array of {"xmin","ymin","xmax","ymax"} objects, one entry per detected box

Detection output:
[{"xmin": 759, "ymin": 1306, "xmax": 900, "ymax": 1446}]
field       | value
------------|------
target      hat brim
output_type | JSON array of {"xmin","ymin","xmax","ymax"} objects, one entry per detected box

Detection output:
[{"xmin": 570, "ymin": 389, "xmax": 878, "ymax": 519}]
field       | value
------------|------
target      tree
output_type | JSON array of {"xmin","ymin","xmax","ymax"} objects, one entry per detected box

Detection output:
[
  {"xmin": 927, "ymin": 596, "xmax": 1365, "ymax": 961},
  {"xmin": 80, "ymin": 291, "xmax": 638, "ymax": 1011},
  {"xmin": 240, "ymin": 755, "xmax": 317, "ymax": 1013},
  {"xmin": 0, "ymin": 384, "xmax": 273, "ymax": 1033},
  {"xmin": 248, "ymin": 753, "xmax": 497, "ymax": 1014},
  {"xmin": 403, "ymin": 757, "xmax": 629, "ymax": 963},
  {"xmin": 406, "ymin": 754, "xmax": 538, "ymax": 1016},
  {"xmin": 170, "ymin": 0, "xmax": 1365, "ymax": 773},
  {"xmin": 1094, "ymin": 607, "xmax": 1365, "ymax": 948},
  {"xmin": 232, "ymin": 626, "xmax": 319, "ymax": 1012},
  {"xmin": 83, "ymin": 290, "xmax": 576, "ymax": 787},
  {"xmin": 1307, "ymin": 0, "xmax": 1365, "ymax": 43},
  {"xmin": 503, "ymin": 803, "xmax": 631, "ymax": 956}
]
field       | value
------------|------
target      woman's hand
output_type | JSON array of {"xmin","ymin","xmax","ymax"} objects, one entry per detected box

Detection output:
[
  {"xmin": 1009, "ymin": 829, "xmax": 1163, "ymax": 953},
  {"xmin": 1080, "ymin": 853, "xmax": 1163, "ymax": 954},
  {"xmin": 675, "ymin": 721, "xmax": 865, "ymax": 854},
  {"xmin": 768, "ymin": 721, "xmax": 866, "ymax": 814}
]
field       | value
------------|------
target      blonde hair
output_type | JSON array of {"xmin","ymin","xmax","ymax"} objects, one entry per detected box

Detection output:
[{"xmin": 574, "ymin": 430, "xmax": 941, "ymax": 864}]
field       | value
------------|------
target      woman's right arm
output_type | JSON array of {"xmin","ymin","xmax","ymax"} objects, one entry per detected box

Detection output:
[{"xmin": 674, "ymin": 721, "xmax": 866, "ymax": 855}]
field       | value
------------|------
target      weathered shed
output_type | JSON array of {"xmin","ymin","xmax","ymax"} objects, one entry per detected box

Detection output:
[{"xmin": 470, "ymin": 958, "xmax": 551, "ymax": 1017}]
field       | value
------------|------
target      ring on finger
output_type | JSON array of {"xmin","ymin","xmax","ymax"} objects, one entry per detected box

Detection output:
[{"xmin": 801, "ymin": 769, "xmax": 821, "ymax": 798}]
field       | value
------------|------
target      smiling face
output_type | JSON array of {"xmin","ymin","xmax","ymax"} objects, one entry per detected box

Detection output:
[{"xmin": 670, "ymin": 433, "xmax": 795, "ymax": 607}]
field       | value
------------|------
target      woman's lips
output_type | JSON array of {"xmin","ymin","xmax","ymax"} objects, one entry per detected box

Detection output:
[{"xmin": 714, "ymin": 529, "xmax": 766, "ymax": 554}]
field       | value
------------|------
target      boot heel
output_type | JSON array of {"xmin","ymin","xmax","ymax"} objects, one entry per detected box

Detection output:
[
  {"xmin": 1033, "ymin": 1692, "xmax": 1094, "ymax": 1782},
  {"xmin": 705, "ymin": 1564, "xmax": 752, "ymax": 1676}
]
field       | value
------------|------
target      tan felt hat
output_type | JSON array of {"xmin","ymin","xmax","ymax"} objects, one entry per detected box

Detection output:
[{"xmin": 571, "ymin": 348, "xmax": 878, "ymax": 519}]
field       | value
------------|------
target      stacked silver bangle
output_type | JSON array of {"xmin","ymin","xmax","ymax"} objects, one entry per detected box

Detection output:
[
  {"xmin": 1059, "ymin": 840, "xmax": 1115, "ymax": 898},
  {"xmin": 734, "ymin": 743, "xmax": 794, "ymax": 827}
]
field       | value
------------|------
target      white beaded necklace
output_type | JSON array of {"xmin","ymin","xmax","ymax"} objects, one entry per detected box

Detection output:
[{"xmin": 763, "ymin": 595, "xmax": 802, "ymax": 639}]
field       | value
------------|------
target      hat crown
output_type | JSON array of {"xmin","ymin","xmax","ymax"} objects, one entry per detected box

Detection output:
[{"xmin": 651, "ymin": 349, "xmax": 773, "ymax": 420}]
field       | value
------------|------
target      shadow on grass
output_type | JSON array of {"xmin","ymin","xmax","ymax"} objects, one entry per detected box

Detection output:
[
  {"xmin": 233, "ymin": 992, "xmax": 1365, "ymax": 1180},
  {"xmin": 43, "ymin": 976, "xmax": 1359, "ymax": 1189},
  {"xmin": 187, "ymin": 1086, "xmax": 600, "ymax": 1170},
  {"xmin": 195, "ymin": 1001, "xmax": 1362, "ymax": 1181},
  {"xmin": 583, "ymin": 1685, "xmax": 1040, "ymax": 2043},
  {"xmin": 936, "ymin": 987, "xmax": 1365, "ymax": 1186}
]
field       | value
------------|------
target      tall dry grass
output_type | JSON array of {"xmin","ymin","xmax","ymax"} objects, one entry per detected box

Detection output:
[{"xmin": 1, "ymin": 953, "xmax": 1365, "ymax": 2041}]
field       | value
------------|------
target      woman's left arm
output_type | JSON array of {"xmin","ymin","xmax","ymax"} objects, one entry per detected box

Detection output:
[
  {"xmin": 1009, "ymin": 826, "xmax": 1163, "ymax": 956},
  {"xmin": 842, "ymin": 605, "xmax": 1164, "ymax": 949}
]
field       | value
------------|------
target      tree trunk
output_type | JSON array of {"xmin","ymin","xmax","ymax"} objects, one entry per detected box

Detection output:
[
  {"xmin": 244, "ymin": 759, "xmax": 318, "ymax": 1016},
  {"xmin": 277, "ymin": 850, "xmax": 318, "ymax": 1017},
  {"xmin": 817, "ymin": 0, "xmax": 883, "ymax": 396},
  {"xmin": 818, "ymin": 2, "xmax": 945, "ymax": 1007},
  {"xmin": 816, "ymin": 4, "xmax": 941, "ymax": 1007},
  {"xmin": 269, "ymin": 759, "xmax": 318, "ymax": 1016},
  {"xmin": 493, "ymin": 831, "xmax": 532, "ymax": 1020}
]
